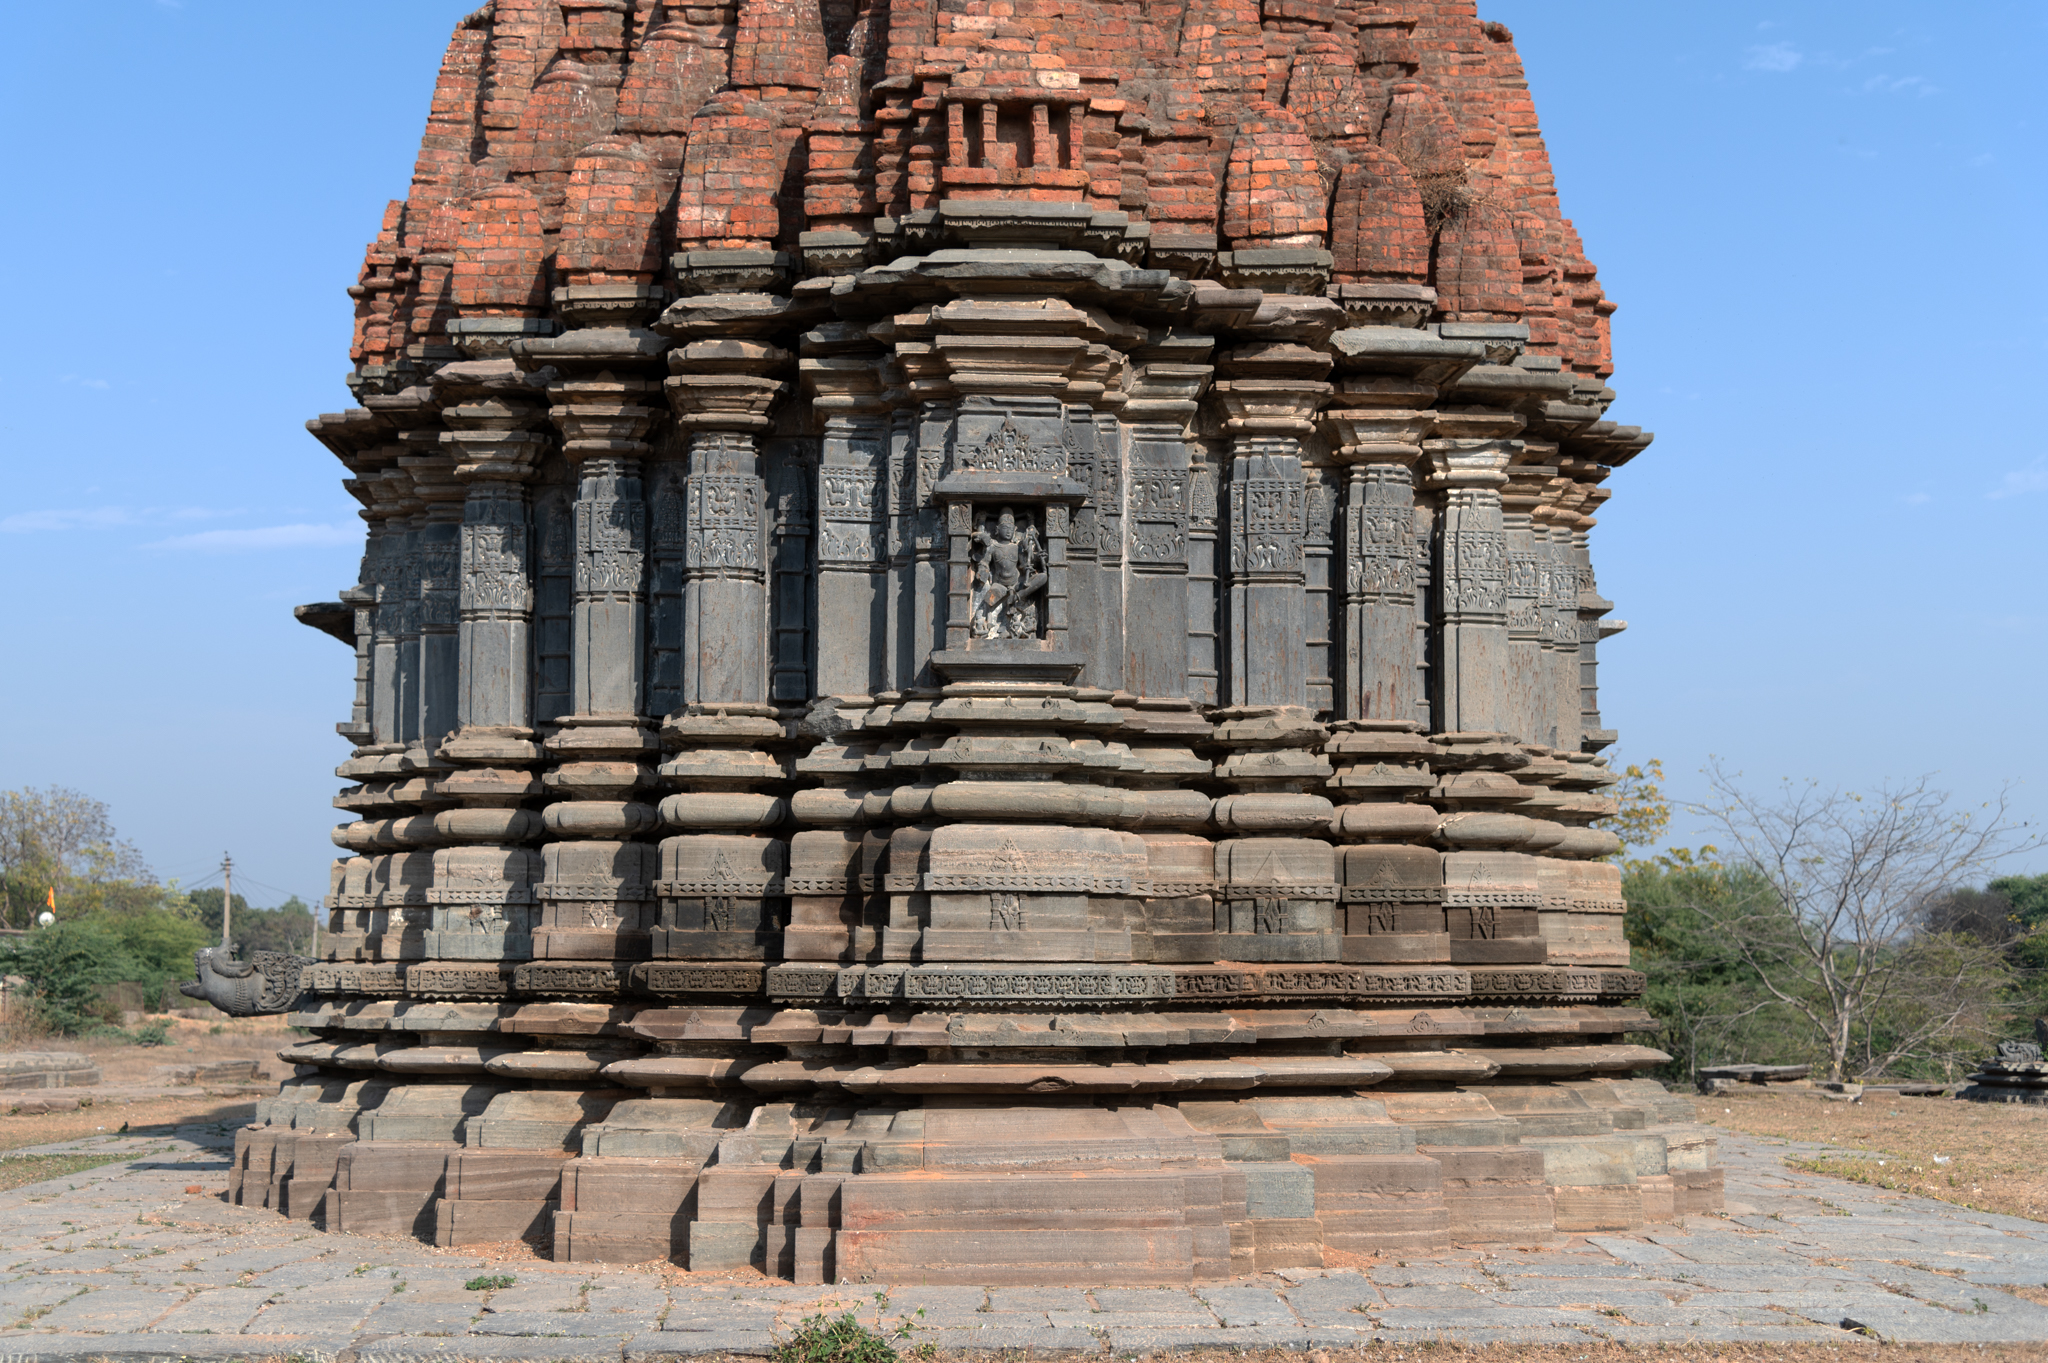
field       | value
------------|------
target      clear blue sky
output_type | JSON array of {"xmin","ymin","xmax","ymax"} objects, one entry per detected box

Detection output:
[{"xmin": 3, "ymin": 2, "xmax": 2044, "ymax": 906}]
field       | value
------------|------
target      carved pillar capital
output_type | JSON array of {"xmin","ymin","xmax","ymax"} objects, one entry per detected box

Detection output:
[
  {"xmin": 1323, "ymin": 410, "xmax": 1432, "ymax": 467},
  {"xmin": 434, "ymin": 360, "xmax": 555, "ymax": 484},
  {"xmin": 1423, "ymin": 438, "xmax": 1519, "ymax": 491},
  {"xmin": 799, "ymin": 349, "xmax": 889, "ymax": 417},
  {"xmin": 664, "ymin": 341, "xmax": 792, "ymax": 433}
]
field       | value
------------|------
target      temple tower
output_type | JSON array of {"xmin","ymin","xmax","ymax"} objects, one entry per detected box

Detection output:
[{"xmin": 258, "ymin": 0, "xmax": 1712, "ymax": 1280}]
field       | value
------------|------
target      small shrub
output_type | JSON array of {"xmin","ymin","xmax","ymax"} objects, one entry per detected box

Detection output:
[
  {"xmin": 132, "ymin": 1020, "xmax": 170, "ymax": 1047},
  {"xmin": 0, "ymin": 921, "xmax": 136, "ymax": 1034},
  {"xmin": 775, "ymin": 1295, "xmax": 924, "ymax": 1363},
  {"xmin": 465, "ymin": 1274, "xmax": 515, "ymax": 1292}
]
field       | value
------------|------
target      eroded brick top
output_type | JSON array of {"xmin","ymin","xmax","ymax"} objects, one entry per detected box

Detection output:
[{"xmin": 347, "ymin": 0, "xmax": 1615, "ymax": 385}]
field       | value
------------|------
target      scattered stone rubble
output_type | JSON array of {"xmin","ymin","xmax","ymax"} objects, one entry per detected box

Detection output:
[
  {"xmin": 236, "ymin": 0, "xmax": 1714, "ymax": 1285},
  {"xmin": 1696, "ymin": 1065, "xmax": 1810, "ymax": 1094},
  {"xmin": 1959, "ymin": 1039, "xmax": 2048, "ymax": 1107},
  {"xmin": 0, "ymin": 1053, "xmax": 101, "ymax": 1090}
]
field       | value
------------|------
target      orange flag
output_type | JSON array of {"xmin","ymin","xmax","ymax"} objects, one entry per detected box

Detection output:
[{"xmin": 44, "ymin": 887, "xmax": 54, "ymax": 910}]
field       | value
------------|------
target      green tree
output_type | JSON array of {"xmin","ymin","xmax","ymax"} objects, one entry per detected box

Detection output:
[
  {"xmin": 0, "ymin": 786, "xmax": 155, "ymax": 926},
  {"xmin": 0, "ymin": 920, "xmax": 138, "ymax": 1033},
  {"xmin": 1600, "ymin": 757, "xmax": 1671, "ymax": 858},
  {"xmin": 1624, "ymin": 851, "xmax": 1808, "ymax": 1081},
  {"xmin": 1984, "ymin": 872, "xmax": 2048, "ymax": 1030},
  {"xmin": 234, "ymin": 896, "xmax": 317, "ymax": 957},
  {"xmin": 185, "ymin": 887, "xmax": 249, "ymax": 939},
  {"xmin": 188, "ymin": 890, "xmax": 316, "ymax": 957},
  {"xmin": 98, "ymin": 911, "xmax": 210, "ymax": 1011},
  {"xmin": 0, "ymin": 786, "xmax": 276, "ymax": 1025},
  {"xmin": 1687, "ymin": 763, "xmax": 2043, "ymax": 1082}
]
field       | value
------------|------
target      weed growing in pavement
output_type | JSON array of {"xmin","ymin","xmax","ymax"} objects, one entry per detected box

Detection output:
[{"xmin": 774, "ymin": 1291, "xmax": 929, "ymax": 1363}]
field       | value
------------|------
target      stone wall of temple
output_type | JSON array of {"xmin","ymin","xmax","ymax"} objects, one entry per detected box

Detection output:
[{"xmin": 258, "ymin": 0, "xmax": 1711, "ymax": 1282}]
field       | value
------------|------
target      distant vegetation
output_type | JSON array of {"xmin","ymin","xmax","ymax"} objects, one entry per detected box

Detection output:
[
  {"xmin": 0, "ymin": 786, "xmax": 315, "ymax": 1035},
  {"xmin": 1608, "ymin": 762, "xmax": 2048, "ymax": 1084}
]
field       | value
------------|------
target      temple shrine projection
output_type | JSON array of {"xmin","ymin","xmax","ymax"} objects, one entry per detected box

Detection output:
[{"xmin": 227, "ymin": 0, "xmax": 1717, "ymax": 1282}]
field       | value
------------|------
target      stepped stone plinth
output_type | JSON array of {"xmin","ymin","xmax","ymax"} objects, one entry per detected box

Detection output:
[
  {"xmin": 1958, "ymin": 1038, "xmax": 2048, "ymax": 1106},
  {"xmin": 226, "ymin": 0, "xmax": 1714, "ymax": 1282}
]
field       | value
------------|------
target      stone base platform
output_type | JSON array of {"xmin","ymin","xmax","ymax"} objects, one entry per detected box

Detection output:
[
  {"xmin": 6, "ymin": 1123, "xmax": 2046, "ymax": 1353},
  {"xmin": 229, "ymin": 989, "xmax": 1722, "ymax": 1283},
  {"xmin": 0, "ymin": 1052, "xmax": 102, "ymax": 1090}
]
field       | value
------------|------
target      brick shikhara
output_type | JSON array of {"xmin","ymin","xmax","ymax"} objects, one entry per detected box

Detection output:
[{"xmin": 227, "ymin": 0, "xmax": 1698, "ymax": 1284}]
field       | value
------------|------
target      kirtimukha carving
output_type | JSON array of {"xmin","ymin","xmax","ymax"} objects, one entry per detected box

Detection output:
[{"xmin": 262, "ymin": 0, "xmax": 1711, "ymax": 1283}]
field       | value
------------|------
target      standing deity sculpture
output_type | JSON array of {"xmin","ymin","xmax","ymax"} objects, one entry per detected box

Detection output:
[{"xmin": 968, "ymin": 506, "xmax": 1048, "ymax": 640}]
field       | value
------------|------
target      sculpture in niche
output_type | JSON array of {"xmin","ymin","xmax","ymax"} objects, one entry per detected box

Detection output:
[{"xmin": 968, "ymin": 505, "xmax": 1047, "ymax": 640}]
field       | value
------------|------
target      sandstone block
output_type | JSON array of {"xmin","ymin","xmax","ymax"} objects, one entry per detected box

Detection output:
[{"xmin": 434, "ymin": 1196, "xmax": 553, "ymax": 1246}]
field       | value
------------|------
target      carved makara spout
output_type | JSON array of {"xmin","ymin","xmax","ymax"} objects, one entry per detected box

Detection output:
[{"xmin": 180, "ymin": 945, "xmax": 313, "ymax": 1017}]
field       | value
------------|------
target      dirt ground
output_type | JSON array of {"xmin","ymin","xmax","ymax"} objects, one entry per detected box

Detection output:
[
  {"xmin": 1009, "ymin": 1348, "xmax": 2037, "ymax": 1363},
  {"xmin": 0, "ymin": 1011, "xmax": 288, "ymax": 1152},
  {"xmin": 216, "ymin": 1346, "xmax": 2043, "ymax": 1363},
  {"xmin": 1701, "ymin": 1086, "xmax": 2048, "ymax": 1224},
  {"xmin": 736, "ymin": 1337, "xmax": 2048, "ymax": 1363},
  {"xmin": 75, "ymin": 1009, "xmax": 296, "ymax": 1084}
]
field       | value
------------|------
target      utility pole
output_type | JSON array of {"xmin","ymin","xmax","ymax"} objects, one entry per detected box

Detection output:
[{"xmin": 220, "ymin": 852, "xmax": 233, "ymax": 950}]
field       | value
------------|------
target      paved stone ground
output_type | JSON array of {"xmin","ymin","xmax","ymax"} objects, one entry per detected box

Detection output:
[{"xmin": 1, "ymin": 1119, "xmax": 2045, "ymax": 1360}]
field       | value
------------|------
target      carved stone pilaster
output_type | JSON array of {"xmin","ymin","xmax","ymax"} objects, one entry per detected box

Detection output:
[
  {"xmin": 1324, "ymin": 406, "xmax": 1432, "ymax": 724},
  {"xmin": 346, "ymin": 427, "xmax": 450, "ymax": 964},
  {"xmin": 1554, "ymin": 447, "xmax": 1619, "ymax": 754},
  {"xmin": 360, "ymin": 509, "xmax": 405, "ymax": 749},
  {"xmin": 1499, "ymin": 447, "xmax": 1556, "ymax": 748},
  {"xmin": 306, "ymin": 406, "xmax": 403, "ymax": 964},
  {"xmin": 516, "ymin": 326, "xmax": 670, "ymax": 964},
  {"xmin": 367, "ymin": 464, "xmax": 424, "ymax": 751},
  {"xmin": 1212, "ymin": 345, "xmax": 1333, "ymax": 710},
  {"xmin": 1424, "ymin": 418, "xmax": 1523, "ymax": 738},
  {"xmin": 1122, "ymin": 332, "xmax": 1214, "ymax": 706},
  {"xmin": 653, "ymin": 325, "xmax": 794, "ymax": 971},
  {"xmin": 425, "ymin": 359, "xmax": 555, "ymax": 965},
  {"xmin": 404, "ymin": 444, "xmax": 465, "ymax": 752},
  {"xmin": 801, "ymin": 343, "xmax": 887, "ymax": 700},
  {"xmin": 1533, "ymin": 499, "xmax": 1582, "ymax": 754}
]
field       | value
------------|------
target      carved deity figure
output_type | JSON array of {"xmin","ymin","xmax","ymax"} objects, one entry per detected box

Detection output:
[{"xmin": 968, "ymin": 506, "xmax": 1048, "ymax": 639}]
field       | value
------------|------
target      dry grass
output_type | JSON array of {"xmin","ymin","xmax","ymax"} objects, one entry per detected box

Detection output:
[
  {"xmin": 1700, "ymin": 1088, "xmax": 2048, "ymax": 1222},
  {"xmin": 218, "ymin": 1346, "xmax": 2047, "ymax": 1363},
  {"xmin": 76, "ymin": 1010, "xmax": 293, "ymax": 1084},
  {"xmin": 0, "ymin": 1095, "xmax": 260, "ymax": 1152},
  {"xmin": 0, "ymin": 1148, "xmax": 134, "ymax": 1192},
  {"xmin": 0, "ymin": 1012, "xmax": 289, "ymax": 1152}
]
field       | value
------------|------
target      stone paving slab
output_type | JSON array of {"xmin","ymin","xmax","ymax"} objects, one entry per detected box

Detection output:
[{"xmin": 0, "ymin": 1120, "xmax": 2045, "ymax": 1357}]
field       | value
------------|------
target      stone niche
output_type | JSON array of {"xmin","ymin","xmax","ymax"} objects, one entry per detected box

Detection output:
[{"xmin": 266, "ymin": 0, "xmax": 1703, "ymax": 1285}]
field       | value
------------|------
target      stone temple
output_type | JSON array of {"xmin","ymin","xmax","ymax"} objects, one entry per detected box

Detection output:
[{"xmin": 231, "ymin": 0, "xmax": 1719, "ymax": 1283}]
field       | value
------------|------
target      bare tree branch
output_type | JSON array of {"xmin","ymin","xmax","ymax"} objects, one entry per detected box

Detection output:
[{"xmin": 1680, "ymin": 762, "xmax": 2041, "ymax": 1082}]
